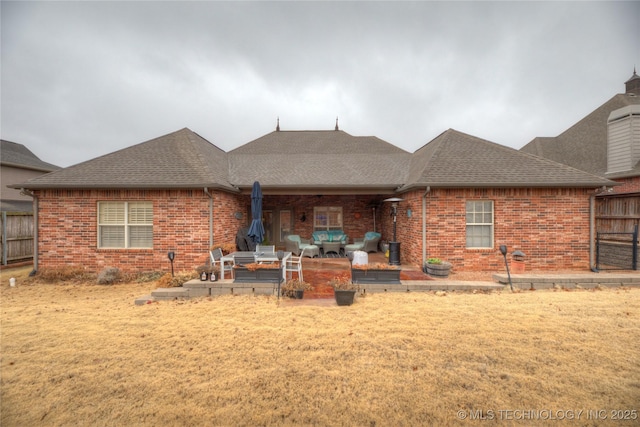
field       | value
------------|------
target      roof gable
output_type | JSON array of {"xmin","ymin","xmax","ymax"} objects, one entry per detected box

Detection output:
[
  {"xmin": 228, "ymin": 130, "xmax": 411, "ymax": 189},
  {"xmin": 400, "ymin": 129, "xmax": 615, "ymax": 190},
  {"xmin": 11, "ymin": 128, "xmax": 235, "ymax": 190},
  {"xmin": 1, "ymin": 140, "xmax": 60, "ymax": 172},
  {"xmin": 520, "ymin": 93, "xmax": 640, "ymax": 177}
]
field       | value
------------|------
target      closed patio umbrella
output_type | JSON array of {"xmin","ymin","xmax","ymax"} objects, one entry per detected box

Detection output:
[{"xmin": 247, "ymin": 181, "xmax": 265, "ymax": 245}]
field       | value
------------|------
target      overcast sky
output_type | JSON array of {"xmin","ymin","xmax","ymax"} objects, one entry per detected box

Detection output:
[{"xmin": 2, "ymin": 1, "xmax": 639, "ymax": 168}]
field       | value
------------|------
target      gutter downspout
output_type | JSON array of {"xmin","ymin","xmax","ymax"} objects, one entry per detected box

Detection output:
[
  {"xmin": 20, "ymin": 189, "xmax": 38, "ymax": 275},
  {"xmin": 204, "ymin": 188, "xmax": 214, "ymax": 249},
  {"xmin": 422, "ymin": 186, "xmax": 431, "ymax": 268},
  {"xmin": 590, "ymin": 186, "xmax": 608, "ymax": 272}
]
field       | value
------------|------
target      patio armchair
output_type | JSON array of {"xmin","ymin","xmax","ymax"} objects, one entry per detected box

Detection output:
[
  {"xmin": 210, "ymin": 248, "xmax": 234, "ymax": 278},
  {"xmin": 346, "ymin": 232, "xmax": 381, "ymax": 253},
  {"xmin": 284, "ymin": 235, "xmax": 319, "ymax": 257},
  {"xmin": 255, "ymin": 244, "xmax": 276, "ymax": 263},
  {"xmin": 256, "ymin": 244, "xmax": 275, "ymax": 254}
]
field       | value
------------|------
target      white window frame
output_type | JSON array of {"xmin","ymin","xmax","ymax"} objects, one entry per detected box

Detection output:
[
  {"xmin": 465, "ymin": 200, "xmax": 494, "ymax": 249},
  {"xmin": 313, "ymin": 206, "xmax": 343, "ymax": 231},
  {"xmin": 98, "ymin": 201, "xmax": 153, "ymax": 249}
]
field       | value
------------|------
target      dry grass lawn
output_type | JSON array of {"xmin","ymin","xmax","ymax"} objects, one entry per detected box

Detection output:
[{"xmin": 1, "ymin": 266, "xmax": 639, "ymax": 426}]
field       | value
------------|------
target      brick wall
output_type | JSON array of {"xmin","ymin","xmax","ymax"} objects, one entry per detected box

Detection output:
[
  {"xmin": 612, "ymin": 176, "xmax": 640, "ymax": 194},
  {"xmin": 34, "ymin": 186, "xmax": 598, "ymax": 274},
  {"xmin": 384, "ymin": 187, "xmax": 594, "ymax": 272},
  {"xmin": 35, "ymin": 188, "xmax": 245, "ymax": 274}
]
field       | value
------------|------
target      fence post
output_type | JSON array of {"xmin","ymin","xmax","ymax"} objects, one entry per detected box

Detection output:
[
  {"xmin": 2, "ymin": 212, "xmax": 6, "ymax": 266},
  {"xmin": 633, "ymin": 224, "xmax": 638, "ymax": 271},
  {"xmin": 595, "ymin": 231, "xmax": 600, "ymax": 271}
]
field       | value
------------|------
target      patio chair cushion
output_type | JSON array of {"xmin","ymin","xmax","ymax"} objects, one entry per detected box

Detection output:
[{"xmin": 312, "ymin": 230, "xmax": 348, "ymax": 245}]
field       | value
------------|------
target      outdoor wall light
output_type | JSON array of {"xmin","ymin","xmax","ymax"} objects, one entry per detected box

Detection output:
[
  {"xmin": 300, "ymin": 213, "xmax": 306, "ymax": 222},
  {"xmin": 407, "ymin": 209, "xmax": 412, "ymax": 218},
  {"xmin": 234, "ymin": 212, "xmax": 243, "ymax": 219}
]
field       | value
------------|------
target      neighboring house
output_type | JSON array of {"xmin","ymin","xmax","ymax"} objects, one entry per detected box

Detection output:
[
  {"xmin": 1, "ymin": 140, "xmax": 60, "ymax": 212},
  {"xmin": 521, "ymin": 71, "xmax": 640, "ymax": 269},
  {"xmin": 521, "ymin": 70, "xmax": 640, "ymax": 193},
  {"xmin": 10, "ymin": 124, "xmax": 615, "ymax": 274},
  {"xmin": 1, "ymin": 140, "xmax": 60, "ymax": 264}
]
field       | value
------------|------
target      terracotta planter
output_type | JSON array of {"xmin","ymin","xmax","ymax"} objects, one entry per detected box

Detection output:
[
  {"xmin": 351, "ymin": 268, "xmax": 401, "ymax": 284},
  {"xmin": 334, "ymin": 289, "xmax": 356, "ymax": 306},
  {"xmin": 511, "ymin": 260, "xmax": 525, "ymax": 274}
]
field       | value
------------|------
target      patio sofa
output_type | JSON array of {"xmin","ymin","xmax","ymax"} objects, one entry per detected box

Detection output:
[
  {"xmin": 284, "ymin": 235, "xmax": 319, "ymax": 257},
  {"xmin": 311, "ymin": 230, "xmax": 349, "ymax": 245}
]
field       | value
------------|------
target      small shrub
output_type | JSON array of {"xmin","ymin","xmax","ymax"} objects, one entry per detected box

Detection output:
[
  {"xmin": 156, "ymin": 272, "xmax": 198, "ymax": 288},
  {"xmin": 133, "ymin": 271, "xmax": 165, "ymax": 283},
  {"xmin": 329, "ymin": 273, "xmax": 359, "ymax": 291},
  {"xmin": 35, "ymin": 266, "xmax": 96, "ymax": 283},
  {"xmin": 281, "ymin": 279, "xmax": 313, "ymax": 298},
  {"xmin": 97, "ymin": 267, "xmax": 121, "ymax": 285},
  {"xmin": 352, "ymin": 263, "xmax": 399, "ymax": 270},
  {"xmin": 427, "ymin": 257, "xmax": 443, "ymax": 265},
  {"xmin": 234, "ymin": 262, "xmax": 280, "ymax": 271},
  {"xmin": 211, "ymin": 242, "xmax": 237, "ymax": 255}
]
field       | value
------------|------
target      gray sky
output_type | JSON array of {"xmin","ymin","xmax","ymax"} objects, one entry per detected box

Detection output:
[{"xmin": 2, "ymin": 1, "xmax": 639, "ymax": 168}]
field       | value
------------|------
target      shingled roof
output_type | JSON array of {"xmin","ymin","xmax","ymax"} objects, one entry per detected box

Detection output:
[
  {"xmin": 11, "ymin": 128, "xmax": 236, "ymax": 190},
  {"xmin": 228, "ymin": 130, "xmax": 410, "ymax": 191},
  {"xmin": 399, "ymin": 129, "xmax": 615, "ymax": 191},
  {"xmin": 1, "ymin": 140, "xmax": 60, "ymax": 172},
  {"xmin": 11, "ymin": 127, "xmax": 617, "ymax": 193},
  {"xmin": 520, "ymin": 93, "xmax": 640, "ymax": 178}
]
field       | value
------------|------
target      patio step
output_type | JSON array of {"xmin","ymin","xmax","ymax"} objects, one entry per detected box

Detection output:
[
  {"xmin": 492, "ymin": 272, "xmax": 640, "ymax": 290},
  {"xmin": 146, "ymin": 279, "xmax": 277, "ymax": 301}
]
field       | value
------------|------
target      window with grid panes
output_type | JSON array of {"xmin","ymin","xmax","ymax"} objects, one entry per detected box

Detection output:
[
  {"xmin": 98, "ymin": 202, "xmax": 153, "ymax": 248},
  {"xmin": 313, "ymin": 207, "xmax": 343, "ymax": 231},
  {"xmin": 465, "ymin": 201, "xmax": 493, "ymax": 248}
]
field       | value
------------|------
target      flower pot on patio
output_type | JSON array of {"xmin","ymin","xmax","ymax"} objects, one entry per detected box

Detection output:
[
  {"xmin": 281, "ymin": 279, "xmax": 313, "ymax": 298},
  {"xmin": 511, "ymin": 259, "xmax": 525, "ymax": 274},
  {"xmin": 330, "ymin": 273, "xmax": 359, "ymax": 306},
  {"xmin": 334, "ymin": 289, "xmax": 356, "ymax": 306},
  {"xmin": 233, "ymin": 264, "xmax": 284, "ymax": 283},
  {"xmin": 424, "ymin": 259, "xmax": 452, "ymax": 278}
]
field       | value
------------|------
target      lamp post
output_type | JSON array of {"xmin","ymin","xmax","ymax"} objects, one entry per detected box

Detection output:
[
  {"xmin": 276, "ymin": 250, "xmax": 284, "ymax": 300},
  {"xmin": 499, "ymin": 245, "xmax": 513, "ymax": 291},
  {"xmin": 383, "ymin": 197, "xmax": 403, "ymax": 265},
  {"xmin": 167, "ymin": 251, "xmax": 176, "ymax": 277}
]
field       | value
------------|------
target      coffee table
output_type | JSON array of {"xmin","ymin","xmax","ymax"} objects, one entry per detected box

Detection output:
[{"xmin": 322, "ymin": 241, "xmax": 342, "ymax": 256}]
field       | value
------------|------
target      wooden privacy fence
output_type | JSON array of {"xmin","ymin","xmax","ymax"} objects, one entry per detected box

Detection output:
[
  {"xmin": 1, "ymin": 212, "xmax": 34, "ymax": 265},
  {"xmin": 595, "ymin": 194, "xmax": 639, "ymax": 271}
]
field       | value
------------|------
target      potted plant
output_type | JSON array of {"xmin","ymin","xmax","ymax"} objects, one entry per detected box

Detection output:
[
  {"xmin": 233, "ymin": 262, "xmax": 283, "ymax": 283},
  {"xmin": 351, "ymin": 262, "xmax": 401, "ymax": 284},
  {"xmin": 281, "ymin": 279, "xmax": 313, "ymax": 299},
  {"xmin": 424, "ymin": 257, "xmax": 452, "ymax": 278},
  {"xmin": 329, "ymin": 273, "xmax": 360, "ymax": 306},
  {"xmin": 211, "ymin": 242, "xmax": 237, "ymax": 255},
  {"xmin": 195, "ymin": 264, "xmax": 213, "ymax": 281}
]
